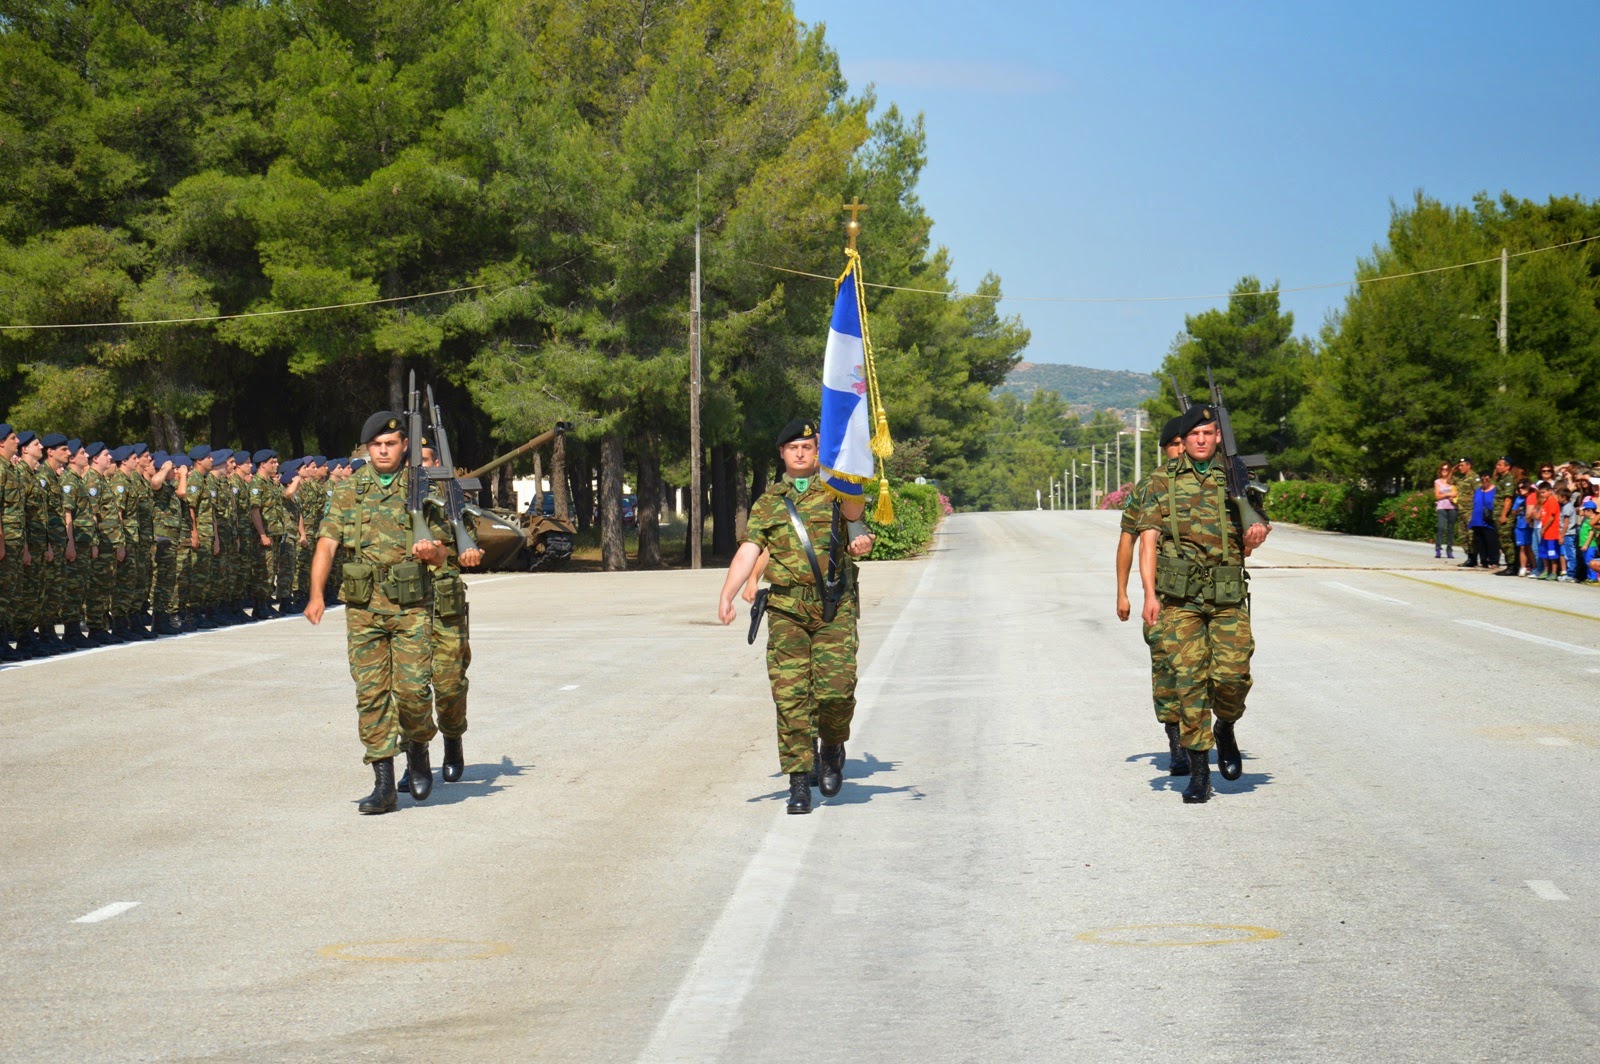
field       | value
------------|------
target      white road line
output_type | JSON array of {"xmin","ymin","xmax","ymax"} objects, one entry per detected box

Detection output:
[
  {"xmin": 559, "ymin": 684, "xmax": 579, "ymax": 692},
  {"xmin": 1321, "ymin": 581, "xmax": 1409, "ymax": 606},
  {"xmin": 637, "ymin": 553, "xmax": 939, "ymax": 1064},
  {"xmin": 1527, "ymin": 880, "xmax": 1570, "ymax": 901},
  {"xmin": 74, "ymin": 902, "xmax": 140, "ymax": 924},
  {"xmin": 464, "ymin": 575, "xmax": 517, "ymax": 588},
  {"xmin": 1536, "ymin": 737, "xmax": 1573, "ymax": 747},
  {"xmin": 1455, "ymin": 620, "xmax": 1599, "ymax": 656}
]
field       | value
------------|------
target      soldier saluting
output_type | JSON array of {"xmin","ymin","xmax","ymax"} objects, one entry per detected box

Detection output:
[
  {"xmin": 717, "ymin": 419, "xmax": 875, "ymax": 815},
  {"xmin": 305, "ymin": 411, "xmax": 450, "ymax": 816},
  {"xmin": 1135, "ymin": 403, "xmax": 1270, "ymax": 803}
]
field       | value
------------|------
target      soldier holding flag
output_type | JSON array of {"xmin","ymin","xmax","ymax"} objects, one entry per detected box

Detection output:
[{"xmin": 717, "ymin": 202, "xmax": 891, "ymax": 814}]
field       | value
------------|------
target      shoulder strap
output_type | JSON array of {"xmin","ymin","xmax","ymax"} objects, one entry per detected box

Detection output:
[
  {"xmin": 1165, "ymin": 472, "xmax": 1180, "ymax": 550},
  {"xmin": 781, "ymin": 496, "xmax": 826, "ymax": 588}
]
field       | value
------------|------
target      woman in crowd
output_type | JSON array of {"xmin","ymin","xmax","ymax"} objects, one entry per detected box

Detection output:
[{"xmin": 1433, "ymin": 461, "xmax": 1458, "ymax": 560}]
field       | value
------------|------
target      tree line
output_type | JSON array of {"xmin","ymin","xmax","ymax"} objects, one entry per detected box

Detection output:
[{"xmin": 0, "ymin": 0, "xmax": 1030, "ymax": 567}]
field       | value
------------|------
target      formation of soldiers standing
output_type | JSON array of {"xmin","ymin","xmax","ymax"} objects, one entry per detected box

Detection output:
[{"xmin": 0, "ymin": 422, "xmax": 365, "ymax": 662}]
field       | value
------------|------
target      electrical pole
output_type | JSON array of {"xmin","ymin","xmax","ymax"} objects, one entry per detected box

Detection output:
[
  {"xmin": 1090, "ymin": 445, "xmax": 1097, "ymax": 507},
  {"xmin": 1071, "ymin": 461, "xmax": 1077, "ymax": 510},
  {"xmin": 688, "ymin": 180, "xmax": 702, "ymax": 570},
  {"xmin": 1499, "ymin": 246, "xmax": 1509, "ymax": 354},
  {"xmin": 1133, "ymin": 411, "xmax": 1142, "ymax": 484}
]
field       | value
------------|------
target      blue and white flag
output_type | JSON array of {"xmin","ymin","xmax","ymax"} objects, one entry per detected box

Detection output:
[{"xmin": 818, "ymin": 266, "xmax": 872, "ymax": 500}]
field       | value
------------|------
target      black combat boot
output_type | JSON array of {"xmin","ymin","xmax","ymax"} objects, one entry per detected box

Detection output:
[
  {"xmin": 38, "ymin": 625, "xmax": 66, "ymax": 655},
  {"xmin": 62, "ymin": 622, "xmax": 93, "ymax": 650},
  {"xmin": 405, "ymin": 740, "xmax": 433, "ymax": 802},
  {"xmin": 786, "ymin": 772, "xmax": 812, "ymax": 814},
  {"xmin": 358, "ymin": 758, "xmax": 398, "ymax": 815},
  {"xmin": 1214, "ymin": 720, "xmax": 1242, "ymax": 781},
  {"xmin": 1182, "ymin": 748, "xmax": 1212, "ymax": 804},
  {"xmin": 133, "ymin": 613, "xmax": 156, "ymax": 640},
  {"xmin": 156, "ymin": 613, "xmax": 183, "ymax": 636},
  {"xmin": 442, "ymin": 736, "xmax": 465, "ymax": 783},
  {"xmin": 0, "ymin": 634, "xmax": 20, "ymax": 663},
  {"xmin": 808, "ymin": 736, "xmax": 820, "ymax": 788},
  {"xmin": 819, "ymin": 742, "xmax": 845, "ymax": 797},
  {"xmin": 1163, "ymin": 722, "xmax": 1191, "ymax": 776}
]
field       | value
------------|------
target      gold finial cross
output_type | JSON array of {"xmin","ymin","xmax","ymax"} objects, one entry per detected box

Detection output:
[{"xmin": 843, "ymin": 197, "xmax": 867, "ymax": 250}]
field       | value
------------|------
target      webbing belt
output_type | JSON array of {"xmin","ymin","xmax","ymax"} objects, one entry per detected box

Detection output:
[{"xmin": 781, "ymin": 497, "xmax": 826, "ymax": 590}]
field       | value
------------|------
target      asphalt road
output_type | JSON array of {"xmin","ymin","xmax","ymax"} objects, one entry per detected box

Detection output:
[{"xmin": 5, "ymin": 512, "xmax": 1600, "ymax": 1062}]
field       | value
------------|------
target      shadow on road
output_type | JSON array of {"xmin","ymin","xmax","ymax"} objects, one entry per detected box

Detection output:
[
  {"xmin": 1127, "ymin": 750, "xmax": 1275, "ymax": 795},
  {"xmin": 398, "ymin": 754, "xmax": 526, "ymax": 808},
  {"xmin": 747, "ymin": 751, "xmax": 924, "ymax": 805}
]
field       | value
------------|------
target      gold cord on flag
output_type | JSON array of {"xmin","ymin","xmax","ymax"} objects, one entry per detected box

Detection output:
[{"xmin": 834, "ymin": 247, "xmax": 895, "ymax": 524}]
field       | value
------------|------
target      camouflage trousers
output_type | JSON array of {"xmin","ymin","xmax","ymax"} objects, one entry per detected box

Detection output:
[
  {"xmin": 1153, "ymin": 600, "xmax": 1254, "ymax": 751},
  {"xmin": 1498, "ymin": 520, "xmax": 1516, "ymax": 564},
  {"xmin": 764, "ymin": 591, "xmax": 858, "ymax": 775},
  {"xmin": 63, "ymin": 539, "xmax": 91, "ymax": 624},
  {"xmin": 1143, "ymin": 619, "xmax": 1180, "ymax": 724},
  {"xmin": 276, "ymin": 538, "xmax": 298, "ymax": 599},
  {"xmin": 0, "ymin": 548, "xmax": 16, "ymax": 635},
  {"xmin": 41, "ymin": 541, "xmax": 64, "ymax": 625},
  {"xmin": 430, "ymin": 603, "xmax": 470, "ymax": 738},
  {"xmin": 12, "ymin": 550, "xmax": 41, "ymax": 629},
  {"xmin": 249, "ymin": 537, "xmax": 277, "ymax": 603},
  {"xmin": 115, "ymin": 541, "xmax": 146, "ymax": 616},
  {"xmin": 346, "ymin": 607, "xmax": 436, "ymax": 763},
  {"xmin": 88, "ymin": 543, "xmax": 115, "ymax": 622},
  {"xmin": 151, "ymin": 539, "xmax": 179, "ymax": 615}
]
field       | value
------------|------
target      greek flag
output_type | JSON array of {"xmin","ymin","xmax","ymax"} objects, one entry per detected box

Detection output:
[{"xmin": 818, "ymin": 267, "xmax": 871, "ymax": 499}]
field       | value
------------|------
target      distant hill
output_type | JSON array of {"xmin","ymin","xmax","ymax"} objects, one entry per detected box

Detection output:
[{"xmin": 996, "ymin": 362, "xmax": 1159, "ymax": 411}]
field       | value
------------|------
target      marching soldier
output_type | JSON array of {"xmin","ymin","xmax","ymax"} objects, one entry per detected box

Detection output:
[
  {"xmin": 0, "ymin": 424, "xmax": 22, "ymax": 661},
  {"xmin": 39, "ymin": 434, "xmax": 71, "ymax": 652},
  {"xmin": 279, "ymin": 458, "xmax": 304, "ymax": 608},
  {"xmin": 1135, "ymin": 404, "xmax": 1272, "ymax": 804},
  {"xmin": 86, "ymin": 443, "xmax": 125, "ymax": 642},
  {"xmin": 304, "ymin": 413, "xmax": 451, "ymax": 815},
  {"xmin": 16, "ymin": 432, "xmax": 53, "ymax": 655},
  {"xmin": 151, "ymin": 453, "xmax": 186, "ymax": 635},
  {"xmin": 248, "ymin": 450, "xmax": 284, "ymax": 617},
  {"xmin": 1118, "ymin": 417, "xmax": 1189, "ymax": 775},
  {"xmin": 60, "ymin": 440, "xmax": 96, "ymax": 647},
  {"xmin": 716, "ymin": 419, "xmax": 876, "ymax": 815}
]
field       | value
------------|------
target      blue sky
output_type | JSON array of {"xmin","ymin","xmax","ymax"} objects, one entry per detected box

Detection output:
[{"xmin": 790, "ymin": 0, "xmax": 1599, "ymax": 373}]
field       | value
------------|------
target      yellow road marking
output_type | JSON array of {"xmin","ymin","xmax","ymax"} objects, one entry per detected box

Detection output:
[
  {"xmin": 1075, "ymin": 923, "xmax": 1280, "ymax": 947},
  {"xmin": 317, "ymin": 938, "xmax": 513, "ymax": 963}
]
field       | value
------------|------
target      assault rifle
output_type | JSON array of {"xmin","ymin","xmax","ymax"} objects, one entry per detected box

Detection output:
[
  {"xmin": 820, "ymin": 504, "xmax": 847, "ymax": 623},
  {"xmin": 424, "ymin": 384, "xmax": 482, "ymax": 557},
  {"xmin": 406, "ymin": 372, "xmax": 432, "ymax": 547},
  {"xmin": 1205, "ymin": 367, "xmax": 1269, "ymax": 531},
  {"xmin": 1171, "ymin": 374, "xmax": 1191, "ymax": 414}
]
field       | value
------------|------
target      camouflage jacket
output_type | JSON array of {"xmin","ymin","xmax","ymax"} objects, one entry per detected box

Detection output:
[
  {"xmin": 115, "ymin": 470, "xmax": 141, "ymax": 545},
  {"xmin": 88, "ymin": 470, "xmax": 124, "ymax": 549},
  {"xmin": 61, "ymin": 469, "xmax": 93, "ymax": 541},
  {"xmin": 251, "ymin": 473, "xmax": 288, "ymax": 536},
  {"xmin": 1, "ymin": 458, "xmax": 26, "ymax": 541},
  {"xmin": 318, "ymin": 465, "xmax": 445, "ymax": 614},
  {"xmin": 744, "ymin": 476, "xmax": 860, "ymax": 594},
  {"xmin": 40, "ymin": 464, "xmax": 67, "ymax": 544},
  {"xmin": 152, "ymin": 480, "xmax": 183, "ymax": 540},
  {"xmin": 1493, "ymin": 473, "xmax": 1517, "ymax": 524},
  {"xmin": 189, "ymin": 469, "xmax": 219, "ymax": 536},
  {"xmin": 1451, "ymin": 472, "xmax": 1477, "ymax": 515},
  {"xmin": 1120, "ymin": 468, "xmax": 1164, "ymax": 537},
  {"xmin": 1132, "ymin": 452, "xmax": 1250, "ymax": 571},
  {"xmin": 21, "ymin": 462, "xmax": 49, "ymax": 545}
]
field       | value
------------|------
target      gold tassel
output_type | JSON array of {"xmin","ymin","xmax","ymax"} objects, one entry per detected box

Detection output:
[
  {"xmin": 870, "ymin": 409, "xmax": 894, "ymax": 459},
  {"xmin": 874, "ymin": 477, "xmax": 895, "ymax": 524}
]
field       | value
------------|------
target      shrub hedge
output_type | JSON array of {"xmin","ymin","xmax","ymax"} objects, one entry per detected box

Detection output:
[
  {"xmin": 865, "ymin": 481, "xmax": 944, "ymax": 560},
  {"xmin": 1264, "ymin": 481, "xmax": 1433, "ymax": 541}
]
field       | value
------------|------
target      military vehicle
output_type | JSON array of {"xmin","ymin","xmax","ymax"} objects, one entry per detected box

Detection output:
[{"xmin": 460, "ymin": 425, "xmax": 577, "ymax": 571}]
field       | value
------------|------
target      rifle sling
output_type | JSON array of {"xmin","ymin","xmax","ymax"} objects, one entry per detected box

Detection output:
[{"xmin": 781, "ymin": 497, "xmax": 826, "ymax": 591}]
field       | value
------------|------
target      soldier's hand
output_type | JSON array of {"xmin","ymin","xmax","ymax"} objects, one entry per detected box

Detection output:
[
  {"xmin": 116, "ymin": 546, "xmax": 126, "ymax": 563},
  {"xmin": 259, "ymin": 533, "xmax": 271, "ymax": 547},
  {"xmin": 460, "ymin": 547, "xmax": 484, "ymax": 569},
  {"xmin": 0, "ymin": 538, "xmax": 5, "ymax": 561},
  {"xmin": 304, "ymin": 597, "xmax": 325, "ymax": 625},
  {"xmin": 1140, "ymin": 593, "xmax": 1161, "ymax": 627},
  {"xmin": 44, "ymin": 546, "xmax": 54, "ymax": 563},
  {"xmin": 1244, "ymin": 523, "xmax": 1270, "ymax": 551},
  {"xmin": 741, "ymin": 583, "xmax": 757, "ymax": 604},
  {"xmin": 1116, "ymin": 592, "xmax": 1131, "ymax": 622},
  {"xmin": 411, "ymin": 539, "xmax": 446, "ymax": 566},
  {"xmin": 212, "ymin": 537, "xmax": 221, "ymax": 556},
  {"xmin": 91, "ymin": 544, "xmax": 99, "ymax": 560},
  {"xmin": 847, "ymin": 534, "xmax": 874, "ymax": 557},
  {"xmin": 21, "ymin": 546, "xmax": 31, "ymax": 566},
  {"xmin": 718, "ymin": 596, "xmax": 737, "ymax": 625},
  {"xmin": 65, "ymin": 543, "xmax": 76, "ymax": 563},
  {"xmin": 190, "ymin": 532, "xmax": 199, "ymax": 549}
]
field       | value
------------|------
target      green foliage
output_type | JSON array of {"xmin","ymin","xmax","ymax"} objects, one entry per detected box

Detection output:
[
  {"xmin": 864, "ymin": 481, "xmax": 942, "ymax": 560},
  {"xmin": 1263, "ymin": 481, "xmax": 1377, "ymax": 534},
  {"xmin": 1373, "ymin": 490, "xmax": 1437, "ymax": 542}
]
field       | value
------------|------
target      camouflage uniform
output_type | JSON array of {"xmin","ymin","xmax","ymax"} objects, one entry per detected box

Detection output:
[
  {"xmin": 113, "ymin": 468, "xmax": 143, "ymax": 620},
  {"xmin": 60, "ymin": 467, "xmax": 93, "ymax": 629},
  {"xmin": 17, "ymin": 463, "xmax": 49, "ymax": 632},
  {"xmin": 133, "ymin": 470, "xmax": 155, "ymax": 616},
  {"xmin": 151, "ymin": 475, "xmax": 183, "ymax": 619},
  {"xmin": 1451, "ymin": 469, "xmax": 1478, "ymax": 558},
  {"xmin": 39, "ymin": 463, "xmax": 67, "ymax": 629},
  {"xmin": 744, "ymin": 476, "xmax": 861, "ymax": 775},
  {"xmin": 427, "ymin": 488, "xmax": 471, "ymax": 738},
  {"xmin": 279, "ymin": 476, "xmax": 302, "ymax": 602},
  {"xmin": 88, "ymin": 467, "xmax": 123, "ymax": 628},
  {"xmin": 1494, "ymin": 470, "xmax": 1518, "ymax": 568},
  {"xmin": 1134, "ymin": 453, "xmax": 1257, "ymax": 752},
  {"xmin": 318, "ymin": 464, "xmax": 444, "ymax": 763},
  {"xmin": 249, "ymin": 470, "xmax": 286, "ymax": 606},
  {"xmin": 1123, "ymin": 467, "xmax": 1179, "ymax": 725},
  {"xmin": 0, "ymin": 458, "xmax": 23, "ymax": 641}
]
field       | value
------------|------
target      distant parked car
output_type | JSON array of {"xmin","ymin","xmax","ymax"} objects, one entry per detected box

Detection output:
[
  {"xmin": 524, "ymin": 495, "xmax": 556, "ymax": 517},
  {"xmin": 621, "ymin": 494, "xmax": 638, "ymax": 528}
]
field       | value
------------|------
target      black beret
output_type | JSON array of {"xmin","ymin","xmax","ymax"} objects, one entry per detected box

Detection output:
[
  {"xmin": 1173, "ymin": 404, "xmax": 1218, "ymax": 439},
  {"xmin": 361, "ymin": 411, "xmax": 403, "ymax": 444},
  {"xmin": 775, "ymin": 418, "xmax": 818, "ymax": 447},
  {"xmin": 1160, "ymin": 416, "xmax": 1185, "ymax": 445}
]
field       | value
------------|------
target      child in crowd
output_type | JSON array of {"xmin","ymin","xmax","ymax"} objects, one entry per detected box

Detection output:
[
  {"xmin": 1580, "ymin": 499, "xmax": 1599, "ymax": 583},
  {"xmin": 1536, "ymin": 483, "xmax": 1563, "ymax": 580},
  {"xmin": 1559, "ymin": 487, "xmax": 1578, "ymax": 581}
]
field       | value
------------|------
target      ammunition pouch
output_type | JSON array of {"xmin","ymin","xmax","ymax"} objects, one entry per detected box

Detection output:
[
  {"xmin": 435, "ymin": 572, "xmax": 466, "ymax": 620},
  {"xmin": 1154, "ymin": 554, "xmax": 1198, "ymax": 599},
  {"xmin": 384, "ymin": 560, "xmax": 428, "ymax": 607},
  {"xmin": 340, "ymin": 562, "xmax": 375, "ymax": 607},
  {"xmin": 1211, "ymin": 565, "xmax": 1247, "ymax": 607}
]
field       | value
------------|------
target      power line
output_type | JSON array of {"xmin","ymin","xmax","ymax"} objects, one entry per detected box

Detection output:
[
  {"xmin": 0, "ymin": 284, "xmax": 488, "ymax": 332},
  {"xmin": 745, "ymin": 233, "xmax": 1600, "ymax": 305}
]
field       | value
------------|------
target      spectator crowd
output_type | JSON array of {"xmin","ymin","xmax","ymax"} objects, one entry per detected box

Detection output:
[{"xmin": 1435, "ymin": 458, "xmax": 1600, "ymax": 582}]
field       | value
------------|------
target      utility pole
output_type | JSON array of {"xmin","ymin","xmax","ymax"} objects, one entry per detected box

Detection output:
[
  {"xmin": 1114, "ymin": 431, "xmax": 1122, "ymax": 488},
  {"xmin": 1499, "ymin": 246, "xmax": 1509, "ymax": 354},
  {"xmin": 1090, "ymin": 445, "xmax": 1097, "ymax": 507},
  {"xmin": 1071, "ymin": 461, "xmax": 1077, "ymax": 510},
  {"xmin": 688, "ymin": 177, "xmax": 702, "ymax": 570},
  {"xmin": 1133, "ymin": 411, "xmax": 1142, "ymax": 484}
]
